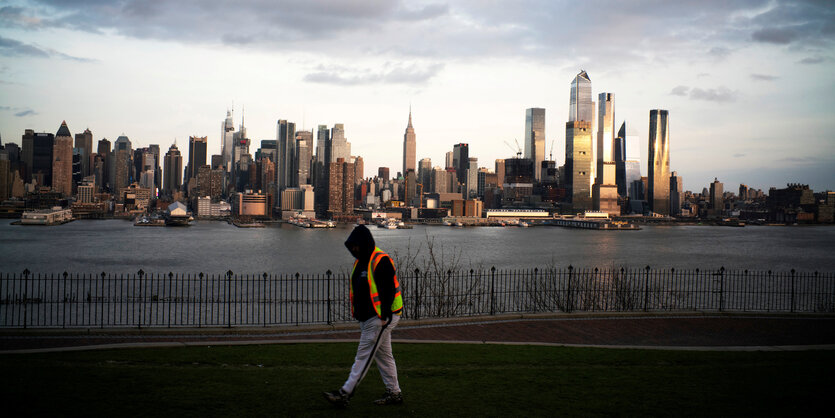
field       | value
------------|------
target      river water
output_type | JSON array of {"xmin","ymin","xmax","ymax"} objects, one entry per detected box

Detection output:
[{"xmin": 1, "ymin": 219, "xmax": 834, "ymax": 274}]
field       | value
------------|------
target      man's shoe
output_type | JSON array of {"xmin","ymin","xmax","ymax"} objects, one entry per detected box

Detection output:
[
  {"xmin": 373, "ymin": 389, "xmax": 403, "ymax": 405},
  {"xmin": 323, "ymin": 389, "xmax": 350, "ymax": 407}
]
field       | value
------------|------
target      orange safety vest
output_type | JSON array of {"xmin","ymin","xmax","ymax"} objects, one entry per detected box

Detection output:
[{"xmin": 350, "ymin": 247, "xmax": 403, "ymax": 318}]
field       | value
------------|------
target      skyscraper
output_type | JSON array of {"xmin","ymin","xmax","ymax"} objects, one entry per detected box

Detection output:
[
  {"xmin": 403, "ymin": 109, "xmax": 416, "ymax": 177},
  {"xmin": 276, "ymin": 119, "xmax": 296, "ymax": 192},
  {"xmin": 52, "ymin": 121, "xmax": 73, "ymax": 197},
  {"xmin": 670, "ymin": 171, "xmax": 683, "ymax": 216},
  {"xmin": 97, "ymin": 137, "xmax": 110, "ymax": 190},
  {"xmin": 187, "ymin": 136, "xmax": 208, "ymax": 185},
  {"xmin": 565, "ymin": 121, "xmax": 593, "ymax": 211},
  {"xmin": 74, "ymin": 128, "xmax": 93, "ymax": 177},
  {"xmin": 647, "ymin": 109, "xmax": 671, "ymax": 215},
  {"xmin": 452, "ymin": 143, "xmax": 468, "ymax": 185},
  {"xmin": 596, "ymin": 93, "xmax": 615, "ymax": 184},
  {"xmin": 569, "ymin": 70, "xmax": 596, "ymax": 179},
  {"xmin": 112, "ymin": 135, "xmax": 132, "ymax": 194},
  {"xmin": 330, "ymin": 124, "xmax": 351, "ymax": 163},
  {"xmin": 418, "ymin": 158, "xmax": 432, "ymax": 189},
  {"xmin": 295, "ymin": 130, "xmax": 313, "ymax": 186},
  {"xmin": 709, "ymin": 177, "xmax": 724, "ymax": 212},
  {"xmin": 221, "ymin": 110, "xmax": 235, "ymax": 172},
  {"xmin": 163, "ymin": 143, "xmax": 183, "ymax": 197},
  {"xmin": 524, "ymin": 108, "xmax": 546, "ymax": 181},
  {"xmin": 569, "ymin": 71, "xmax": 594, "ymax": 121},
  {"xmin": 614, "ymin": 122, "xmax": 627, "ymax": 197},
  {"xmin": 592, "ymin": 93, "xmax": 618, "ymax": 215}
]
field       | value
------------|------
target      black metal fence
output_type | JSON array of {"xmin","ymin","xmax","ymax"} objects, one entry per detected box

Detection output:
[{"xmin": 1, "ymin": 267, "xmax": 833, "ymax": 328}]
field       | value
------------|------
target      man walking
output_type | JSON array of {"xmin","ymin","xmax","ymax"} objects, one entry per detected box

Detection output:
[{"xmin": 324, "ymin": 225, "xmax": 404, "ymax": 407}]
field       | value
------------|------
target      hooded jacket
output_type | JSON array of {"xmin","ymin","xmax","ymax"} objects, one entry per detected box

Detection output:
[{"xmin": 344, "ymin": 225, "xmax": 397, "ymax": 321}]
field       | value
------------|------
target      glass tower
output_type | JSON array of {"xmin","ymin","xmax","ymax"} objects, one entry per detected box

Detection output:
[
  {"xmin": 524, "ymin": 108, "xmax": 546, "ymax": 182},
  {"xmin": 648, "ymin": 109, "xmax": 670, "ymax": 215}
]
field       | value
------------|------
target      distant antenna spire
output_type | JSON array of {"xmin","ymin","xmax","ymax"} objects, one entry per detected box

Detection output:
[
  {"xmin": 408, "ymin": 104, "xmax": 413, "ymax": 128},
  {"xmin": 241, "ymin": 105, "xmax": 245, "ymax": 130}
]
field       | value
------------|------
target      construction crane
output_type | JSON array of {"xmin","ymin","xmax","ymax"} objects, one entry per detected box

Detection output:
[
  {"xmin": 503, "ymin": 140, "xmax": 522, "ymax": 158},
  {"xmin": 549, "ymin": 137, "xmax": 556, "ymax": 161}
]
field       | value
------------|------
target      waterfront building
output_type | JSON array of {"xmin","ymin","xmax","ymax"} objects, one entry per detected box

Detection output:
[
  {"xmin": 403, "ymin": 109, "xmax": 416, "ymax": 177},
  {"xmin": 596, "ymin": 93, "xmax": 615, "ymax": 184},
  {"xmin": 119, "ymin": 182, "xmax": 151, "ymax": 209},
  {"xmin": 565, "ymin": 121, "xmax": 593, "ymax": 211},
  {"xmin": 312, "ymin": 125, "xmax": 331, "ymax": 216},
  {"xmin": 52, "ymin": 121, "xmax": 73, "ymax": 197},
  {"xmin": 163, "ymin": 143, "xmax": 182, "ymax": 197},
  {"xmin": 647, "ymin": 109, "xmax": 671, "ymax": 215},
  {"xmin": 524, "ymin": 108, "xmax": 546, "ymax": 181},
  {"xmin": 328, "ymin": 157, "xmax": 355, "ymax": 217},
  {"xmin": 237, "ymin": 190, "xmax": 267, "ymax": 217},
  {"xmin": 452, "ymin": 199, "xmax": 483, "ymax": 217}
]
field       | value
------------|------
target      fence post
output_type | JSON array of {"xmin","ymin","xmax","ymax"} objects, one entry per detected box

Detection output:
[
  {"xmin": 22, "ymin": 269, "xmax": 30, "ymax": 329},
  {"xmin": 262, "ymin": 272, "xmax": 268, "ymax": 327},
  {"xmin": 326, "ymin": 270, "xmax": 332, "ymax": 325},
  {"xmin": 718, "ymin": 267, "xmax": 725, "ymax": 312},
  {"xmin": 167, "ymin": 272, "xmax": 173, "ymax": 328},
  {"xmin": 790, "ymin": 269, "xmax": 796, "ymax": 313},
  {"xmin": 63, "ymin": 271, "xmax": 68, "ymax": 329},
  {"xmin": 643, "ymin": 265, "xmax": 650, "ymax": 312},
  {"xmin": 295, "ymin": 272, "xmax": 300, "ymax": 326},
  {"xmin": 490, "ymin": 266, "xmax": 496, "ymax": 316},
  {"xmin": 137, "ymin": 269, "xmax": 144, "ymax": 329},
  {"xmin": 533, "ymin": 268, "xmax": 539, "ymax": 313},
  {"xmin": 226, "ymin": 270, "xmax": 233, "ymax": 328},
  {"xmin": 567, "ymin": 265, "xmax": 573, "ymax": 314},
  {"xmin": 413, "ymin": 268, "xmax": 420, "ymax": 320},
  {"xmin": 100, "ymin": 271, "xmax": 106, "ymax": 328},
  {"xmin": 199, "ymin": 272, "xmax": 204, "ymax": 328}
]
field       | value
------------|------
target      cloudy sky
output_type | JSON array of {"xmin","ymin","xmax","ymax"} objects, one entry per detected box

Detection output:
[{"xmin": 1, "ymin": 0, "xmax": 833, "ymax": 192}]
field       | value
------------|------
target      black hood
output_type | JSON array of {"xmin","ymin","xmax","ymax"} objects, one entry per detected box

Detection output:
[{"xmin": 345, "ymin": 224, "xmax": 376, "ymax": 260}]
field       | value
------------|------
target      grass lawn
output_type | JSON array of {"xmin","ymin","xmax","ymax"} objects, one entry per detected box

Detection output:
[{"xmin": 2, "ymin": 343, "xmax": 834, "ymax": 417}]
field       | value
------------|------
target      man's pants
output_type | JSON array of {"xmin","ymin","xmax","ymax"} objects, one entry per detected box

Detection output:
[{"xmin": 342, "ymin": 314, "xmax": 400, "ymax": 395}]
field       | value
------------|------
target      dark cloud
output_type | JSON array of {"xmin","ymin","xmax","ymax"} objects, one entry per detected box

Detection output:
[
  {"xmin": 304, "ymin": 63, "xmax": 444, "ymax": 86},
  {"xmin": 0, "ymin": 35, "xmax": 50, "ymax": 58},
  {"xmin": 689, "ymin": 86, "xmax": 737, "ymax": 103},
  {"xmin": 733, "ymin": 153, "xmax": 746, "ymax": 158},
  {"xmin": 7, "ymin": 0, "xmax": 833, "ymax": 68},
  {"xmin": 0, "ymin": 35, "xmax": 94, "ymax": 62},
  {"xmin": 751, "ymin": 27, "xmax": 797, "ymax": 44},
  {"xmin": 670, "ymin": 85, "xmax": 690, "ymax": 96},
  {"xmin": 798, "ymin": 56, "xmax": 825, "ymax": 64},
  {"xmin": 15, "ymin": 109, "xmax": 37, "ymax": 117},
  {"xmin": 750, "ymin": 73, "xmax": 778, "ymax": 81}
]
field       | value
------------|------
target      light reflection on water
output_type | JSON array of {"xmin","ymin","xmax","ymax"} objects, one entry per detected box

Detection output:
[{"xmin": 1, "ymin": 219, "xmax": 833, "ymax": 274}]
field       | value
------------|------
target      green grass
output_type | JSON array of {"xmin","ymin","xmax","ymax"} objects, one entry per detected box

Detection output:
[{"xmin": 2, "ymin": 343, "xmax": 834, "ymax": 417}]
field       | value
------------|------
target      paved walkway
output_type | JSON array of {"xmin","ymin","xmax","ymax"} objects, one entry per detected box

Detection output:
[{"xmin": 2, "ymin": 313, "xmax": 835, "ymax": 353}]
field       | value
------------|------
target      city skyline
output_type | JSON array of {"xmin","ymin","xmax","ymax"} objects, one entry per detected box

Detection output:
[{"xmin": 1, "ymin": 1, "xmax": 834, "ymax": 193}]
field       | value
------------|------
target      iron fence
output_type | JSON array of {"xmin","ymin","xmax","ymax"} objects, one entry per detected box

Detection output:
[{"xmin": 1, "ymin": 267, "xmax": 833, "ymax": 328}]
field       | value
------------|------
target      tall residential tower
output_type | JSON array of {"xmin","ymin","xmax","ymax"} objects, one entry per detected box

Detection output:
[{"xmin": 647, "ymin": 109, "xmax": 671, "ymax": 215}]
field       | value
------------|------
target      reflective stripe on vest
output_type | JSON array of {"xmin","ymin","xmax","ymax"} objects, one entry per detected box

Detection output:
[{"xmin": 349, "ymin": 247, "xmax": 404, "ymax": 318}]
